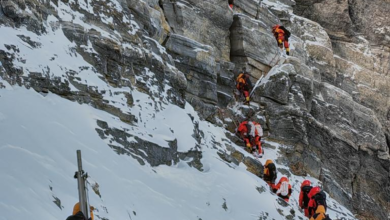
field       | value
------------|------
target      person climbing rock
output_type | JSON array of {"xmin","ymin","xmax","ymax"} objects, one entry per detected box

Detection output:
[
  {"xmin": 235, "ymin": 67, "xmax": 253, "ymax": 105},
  {"xmin": 308, "ymin": 186, "xmax": 327, "ymax": 218},
  {"xmin": 272, "ymin": 25, "xmax": 291, "ymax": 55},
  {"xmin": 236, "ymin": 120, "xmax": 263, "ymax": 157},
  {"xmin": 66, "ymin": 203, "xmax": 94, "ymax": 220},
  {"xmin": 275, "ymin": 176, "xmax": 292, "ymax": 202},
  {"xmin": 309, "ymin": 205, "xmax": 331, "ymax": 220},
  {"xmin": 263, "ymin": 159, "xmax": 277, "ymax": 192},
  {"xmin": 228, "ymin": 0, "xmax": 234, "ymax": 9},
  {"xmin": 299, "ymin": 180, "xmax": 313, "ymax": 217}
]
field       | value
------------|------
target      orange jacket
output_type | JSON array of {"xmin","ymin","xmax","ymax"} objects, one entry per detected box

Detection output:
[
  {"xmin": 237, "ymin": 121, "xmax": 249, "ymax": 136},
  {"xmin": 263, "ymin": 159, "xmax": 272, "ymax": 176},
  {"xmin": 276, "ymin": 177, "xmax": 291, "ymax": 190},
  {"xmin": 239, "ymin": 121, "xmax": 263, "ymax": 149},
  {"xmin": 309, "ymin": 205, "xmax": 326, "ymax": 220},
  {"xmin": 299, "ymin": 189, "xmax": 304, "ymax": 208},
  {"xmin": 307, "ymin": 186, "xmax": 322, "ymax": 217},
  {"xmin": 73, "ymin": 202, "xmax": 94, "ymax": 220},
  {"xmin": 299, "ymin": 180, "xmax": 311, "ymax": 208},
  {"xmin": 276, "ymin": 177, "xmax": 292, "ymax": 200},
  {"xmin": 237, "ymin": 121, "xmax": 262, "ymax": 139},
  {"xmin": 236, "ymin": 73, "xmax": 246, "ymax": 90},
  {"xmin": 272, "ymin": 25, "xmax": 285, "ymax": 38},
  {"xmin": 237, "ymin": 121, "xmax": 251, "ymax": 146}
]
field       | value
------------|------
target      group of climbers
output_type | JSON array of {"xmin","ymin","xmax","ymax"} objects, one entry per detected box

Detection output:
[
  {"xmin": 230, "ymin": 21, "xmax": 332, "ymax": 219},
  {"xmin": 299, "ymin": 181, "xmax": 331, "ymax": 220},
  {"xmin": 63, "ymin": 12, "xmax": 322, "ymax": 219},
  {"xmin": 262, "ymin": 161, "xmax": 331, "ymax": 219},
  {"xmin": 234, "ymin": 25, "xmax": 290, "ymax": 104}
]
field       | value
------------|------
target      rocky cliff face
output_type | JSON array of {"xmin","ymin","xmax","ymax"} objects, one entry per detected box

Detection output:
[
  {"xmin": 292, "ymin": 1, "xmax": 390, "ymax": 219},
  {"xmin": 0, "ymin": 0, "xmax": 389, "ymax": 219}
]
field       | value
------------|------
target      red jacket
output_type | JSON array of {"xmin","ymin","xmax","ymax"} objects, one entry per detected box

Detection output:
[
  {"xmin": 272, "ymin": 25, "xmax": 285, "ymax": 38},
  {"xmin": 307, "ymin": 186, "xmax": 322, "ymax": 217},
  {"xmin": 237, "ymin": 121, "xmax": 249, "ymax": 136},
  {"xmin": 275, "ymin": 177, "xmax": 292, "ymax": 201},
  {"xmin": 299, "ymin": 180, "xmax": 311, "ymax": 208}
]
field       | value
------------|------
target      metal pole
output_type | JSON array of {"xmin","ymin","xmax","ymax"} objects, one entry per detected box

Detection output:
[{"xmin": 76, "ymin": 150, "xmax": 89, "ymax": 219}]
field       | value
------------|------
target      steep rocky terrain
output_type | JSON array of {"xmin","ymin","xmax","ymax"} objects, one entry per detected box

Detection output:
[{"xmin": 0, "ymin": 0, "xmax": 389, "ymax": 219}]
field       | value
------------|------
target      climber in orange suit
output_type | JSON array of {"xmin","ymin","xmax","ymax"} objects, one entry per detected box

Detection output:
[
  {"xmin": 272, "ymin": 25, "xmax": 291, "ymax": 55},
  {"xmin": 275, "ymin": 176, "xmax": 292, "ymax": 202},
  {"xmin": 236, "ymin": 121, "xmax": 263, "ymax": 156},
  {"xmin": 299, "ymin": 180, "xmax": 313, "ymax": 217}
]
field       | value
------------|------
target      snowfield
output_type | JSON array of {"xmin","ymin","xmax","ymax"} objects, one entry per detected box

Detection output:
[{"xmin": 0, "ymin": 81, "xmax": 356, "ymax": 220}]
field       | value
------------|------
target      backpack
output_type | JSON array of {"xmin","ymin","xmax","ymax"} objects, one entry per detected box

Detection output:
[
  {"xmin": 301, "ymin": 185, "xmax": 313, "ymax": 208},
  {"xmin": 254, "ymin": 123, "xmax": 263, "ymax": 137},
  {"xmin": 280, "ymin": 26, "xmax": 291, "ymax": 39},
  {"xmin": 236, "ymin": 73, "xmax": 246, "ymax": 89},
  {"xmin": 267, "ymin": 163, "xmax": 277, "ymax": 182},
  {"xmin": 278, "ymin": 181, "xmax": 289, "ymax": 196},
  {"xmin": 323, "ymin": 215, "xmax": 332, "ymax": 220},
  {"xmin": 312, "ymin": 213, "xmax": 331, "ymax": 220},
  {"xmin": 66, "ymin": 211, "xmax": 87, "ymax": 220},
  {"xmin": 313, "ymin": 191, "xmax": 327, "ymax": 210},
  {"xmin": 236, "ymin": 73, "xmax": 245, "ymax": 82}
]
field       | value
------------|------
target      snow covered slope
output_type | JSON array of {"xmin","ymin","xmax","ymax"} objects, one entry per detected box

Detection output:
[{"xmin": 0, "ymin": 84, "xmax": 355, "ymax": 220}]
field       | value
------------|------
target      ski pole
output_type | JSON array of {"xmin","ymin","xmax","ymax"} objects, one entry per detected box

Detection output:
[{"xmin": 75, "ymin": 150, "xmax": 89, "ymax": 220}]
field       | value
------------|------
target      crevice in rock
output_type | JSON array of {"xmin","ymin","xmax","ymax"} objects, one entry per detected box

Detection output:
[
  {"xmin": 0, "ymin": 3, "xmax": 5, "ymax": 17},
  {"xmin": 347, "ymin": 0, "xmax": 356, "ymax": 31},
  {"xmin": 161, "ymin": 34, "xmax": 170, "ymax": 48},
  {"xmin": 158, "ymin": 0, "xmax": 175, "ymax": 34},
  {"xmin": 385, "ymin": 133, "xmax": 390, "ymax": 159}
]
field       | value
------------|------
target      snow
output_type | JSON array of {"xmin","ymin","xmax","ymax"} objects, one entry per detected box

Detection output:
[
  {"xmin": 0, "ymin": 22, "xmax": 109, "ymax": 91},
  {"xmin": 0, "ymin": 86, "xmax": 284, "ymax": 219},
  {"xmin": 259, "ymin": 63, "xmax": 289, "ymax": 86},
  {"xmin": 0, "ymin": 82, "xmax": 357, "ymax": 220}
]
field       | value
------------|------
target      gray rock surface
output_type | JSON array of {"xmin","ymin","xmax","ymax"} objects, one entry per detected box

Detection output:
[
  {"xmin": 294, "ymin": 0, "xmax": 390, "ymax": 46},
  {"xmin": 161, "ymin": 0, "xmax": 233, "ymax": 61},
  {"xmin": 230, "ymin": 13, "xmax": 280, "ymax": 73},
  {"xmin": 96, "ymin": 119, "xmax": 203, "ymax": 169}
]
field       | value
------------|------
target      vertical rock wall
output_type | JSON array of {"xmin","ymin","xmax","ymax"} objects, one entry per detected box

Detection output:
[{"xmin": 160, "ymin": 0, "xmax": 235, "ymax": 120}]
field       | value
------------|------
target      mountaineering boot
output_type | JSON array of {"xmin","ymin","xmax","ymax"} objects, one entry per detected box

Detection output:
[
  {"xmin": 244, "ymin": 96, "xmax": 250, "ymax": 105},
  {"xmin": 286, "ymin": 48, "xmax": 290, "ymax": 56},
  {"xmin": 246, "ymin": 143, "xmax": 252, "ymax": 153},
  {"xmin": 278, "ymin": 39, "xmax": 283, "ymax": 49}
]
